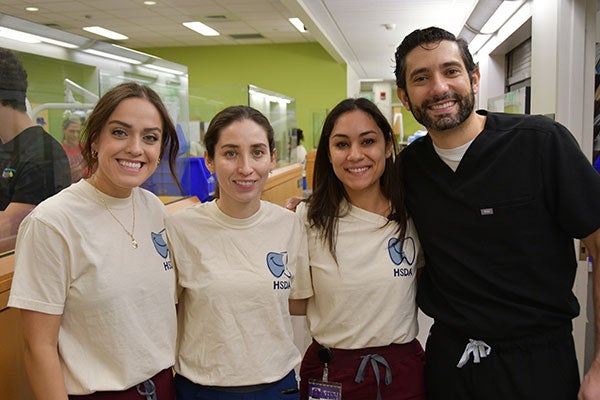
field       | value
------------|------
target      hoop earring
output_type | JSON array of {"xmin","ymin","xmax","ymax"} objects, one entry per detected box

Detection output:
[{"xmin": 157, "ymin": 158, "xmax": 161, "ymax": 166}]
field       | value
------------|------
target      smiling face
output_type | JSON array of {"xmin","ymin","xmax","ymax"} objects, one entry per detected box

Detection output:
[
  {"xmin": 205, "ymin": 118, "xmax": 276, "ymax": 218},
  {"xmin": 328, "ymin": 109, "xmax": 392, "ymax": 202},
  {"xmin": 90, "ymin": 97, "xmax": 162, "ymax": 198},
  {"xmin": 398, "ymin": 40, "xmax": 479, "ymax": 135}
]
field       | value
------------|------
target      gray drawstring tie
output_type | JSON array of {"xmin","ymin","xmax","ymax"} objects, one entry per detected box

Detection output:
[
  {"xmin": 354, "ymin": 354, "xmax": 392, "ymax": 400},
  {"xmin": 456, "ymin": 339, "xmax": 492, "ymax": 368},
  {"xmin": 136, "ymin": 378, "xmax": 157, "ymax": 400}
]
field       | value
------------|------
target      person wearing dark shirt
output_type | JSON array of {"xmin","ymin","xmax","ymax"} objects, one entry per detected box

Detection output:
[
  {"xmin": 0, "ymin": 48, "xmax": 70, "ymax": 252},
  {"xmin": 394, "ymin": 27, "xmax": 600, "ymax": 400}
]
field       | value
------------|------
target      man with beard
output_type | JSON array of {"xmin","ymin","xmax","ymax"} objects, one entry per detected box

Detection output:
[{"xmin": 395, "ymin": 27, "xmax": 600, "ymax": 400}]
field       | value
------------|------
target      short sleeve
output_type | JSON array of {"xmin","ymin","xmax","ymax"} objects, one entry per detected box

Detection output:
[
  {"xmin": 291, "ymin": 204, "xmax": 313, "ymax": 299},
  {"xmin": 541, "ymin": 121, "xmax": 600, "ymax": 238},
  {"xmin": 8, "ymin": 214, "xmax": 70, "ymax": 314}
]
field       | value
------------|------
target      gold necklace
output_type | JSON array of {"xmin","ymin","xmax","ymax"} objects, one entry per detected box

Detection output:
[{"xmin": 92, "ymin": 184, "xmax": 138, "ymax": 249}]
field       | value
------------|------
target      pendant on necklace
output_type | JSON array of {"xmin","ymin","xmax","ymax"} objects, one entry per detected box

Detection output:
[{"xmin": 131, "ymin": 239, "xmax": 139, "ymax": 249}]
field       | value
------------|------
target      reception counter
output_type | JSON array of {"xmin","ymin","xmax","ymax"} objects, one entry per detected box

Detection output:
[
  {"xmin": 261, "ymin": 163, "xmax": 303, "ymax": 206},
  {"xmin": 0, "ymin": 163, "xmax": 302, "ymax": 399},
  {"xmin": 0, "ymin": 251, "xmax": 32, "ymax": 400}
]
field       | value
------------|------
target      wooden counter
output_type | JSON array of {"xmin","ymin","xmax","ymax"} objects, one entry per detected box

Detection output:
[
  {"xmin": 305, "ymin": 149, "xmax": 316, "ymax": 191},
  {"xmin": 261, "ymin": 163, "xmax": 303, "ymax": 206},
  {"xmin": 0, "ymin": 251, "xmax": 33, "ymax": 400}
]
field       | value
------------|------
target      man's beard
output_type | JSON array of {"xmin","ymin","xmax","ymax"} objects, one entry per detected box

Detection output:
[{"xmin": 408, "ymin": 89, "xmax": 475, "ymax": 132}]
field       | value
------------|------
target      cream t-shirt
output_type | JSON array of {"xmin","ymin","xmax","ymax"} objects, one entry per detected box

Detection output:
[
  {"xmin": 297, "ymin": 200, "xmax": 423, "ymax": 349},
  {"xmin": 165, "ymin": 200, "xmax": 311, "ymax": 386},
  {"xmin": 8, "ymin": 180, "xmax": 177, "ymax": 394}
]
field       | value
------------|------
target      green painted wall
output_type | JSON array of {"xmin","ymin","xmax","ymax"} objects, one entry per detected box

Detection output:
[{"xmin": 141, "ymin": 42, "xmax": 347, "ymax": 151}]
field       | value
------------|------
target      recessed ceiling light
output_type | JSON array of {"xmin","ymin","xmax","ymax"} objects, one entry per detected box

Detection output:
[
  {"xmin": 480, "ymin": 0, "xmax": 525, "ymax": 33},
  {"xmin": 289, "ymin": 18, "xmax": 307, "ymax": 33},
  {"xmin": 182, "ymin": 22, "xmax": 219, "ymax": 37},
  {"xmin": 83, "ymin": 49, "xmax": 141, "ymax": 64},
  {"xmin": 25, "ymin": 7, "xmax": 39, "ymax": 12},
  {"xmin": 143, "ymin": 64, "xmax": 185, "ymax": 75},
  {"xmin": 0, "ymin": 27, "xmax": 40, "ymax": 43},
  {"xmin": 112, "ymin": 44, "xmax": 157, "ymax": 59},
  {"xmin": 0, "ymin": 26, "xmax": 78, "ymax": 48},
  {"xmin": 143, "ymin": 1, "xmax": 157, "ymax": 5},
  {"xmin": 83, "ymin": 26, "xmax": 128, "ymax": 40}
]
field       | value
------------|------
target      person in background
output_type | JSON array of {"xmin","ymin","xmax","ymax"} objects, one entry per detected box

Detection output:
[
  {"xmin": 0, "ymin": 47, "xmax": 70, "ymax": 252},
  {"xmin": 394, "ymin": 26, "xmax": 600, "ymax": 400},
  {"xmin": 165, "ymin": 105, "xmax": 310, "ymax": 400},
  {"xmin": 61, "ymin": 114, "xmax": 88, "ymax": 183},
  {"xmin": 295, "ymin": 128, "xmax": 308, "ymax": 190},
  {"xmin": 8, "ymin": 81, "xmax": 180, "ymax": 400},
  {"xmin": 291, "ymin": 98, "xmax": 426, "ymax": 400},
  {"xmin": 295, "ymin": 128, "xmax": 307, "ymax": 165}
]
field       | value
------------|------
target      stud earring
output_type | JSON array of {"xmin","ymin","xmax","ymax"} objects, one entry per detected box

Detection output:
[{"xmin": 91, "ymin": 150, "xmax": 98, "ymax": 158}]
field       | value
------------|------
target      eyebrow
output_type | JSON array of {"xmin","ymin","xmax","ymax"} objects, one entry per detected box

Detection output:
[
  {"xmin": 107, "ymin": 119, "xmax": 162, "ymax": 133},
  {"xmin": 408, "ymin": 61, "xmax": 464, "ymax": 80},
  {"xmin": 331, "ymin": 130, "xmax": 378, "ymax": 139},
  {"xmin": 219, "ymin": 143, "xmax": 269, "ymax": 149}
]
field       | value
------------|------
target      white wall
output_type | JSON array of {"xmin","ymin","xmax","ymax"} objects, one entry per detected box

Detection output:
[
  {"xmin": 372, "ymin": 82, "xmax": 393, "ymax": 123},
  {"xmin": 347, "ymin": 64, "xmax": 361, "ymax": 98}
]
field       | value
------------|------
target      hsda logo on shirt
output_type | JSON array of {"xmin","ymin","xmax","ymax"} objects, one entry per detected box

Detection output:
[
  {"xmin": 152, "ymin": 229, "xmax": 173, "ymax": 271},
  {"xmin": 388, "ymin": 237, "xmax": 415, "ymax": 277},
  {"xmin": 266, "ymin": 251, "xmax": 291, "ymax": 290}
]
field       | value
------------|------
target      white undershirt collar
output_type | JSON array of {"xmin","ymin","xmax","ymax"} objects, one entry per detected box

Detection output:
[{"xmin": 432, "ymin": 138, "xmax": 475, "ymax": 172}]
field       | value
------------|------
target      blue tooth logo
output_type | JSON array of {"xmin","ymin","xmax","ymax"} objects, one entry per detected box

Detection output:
[
  {"xmin": 388, "ymin": 237, "xmax": 415, "ymax": 266},
  {"xmin": 152, "ymin": 229, "xmax": 169, "ymax": 259},
  {"xmin": 266, "ymin": 251, "xmax": 291, "ymax": 278}
]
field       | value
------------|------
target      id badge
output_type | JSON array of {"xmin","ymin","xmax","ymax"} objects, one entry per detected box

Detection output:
[{"xmin": 308, "ymin": 379, "xmax": 342, "ymax": 400}]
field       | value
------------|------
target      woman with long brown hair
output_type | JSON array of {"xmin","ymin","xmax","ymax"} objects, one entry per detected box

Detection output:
[
  {"xmin": 9, "ymin": 82, "xmax": 180, "ymax": 400},
  {"xmin": 291, "ymin": 97, "xmax": 426, "ymax": 400}
]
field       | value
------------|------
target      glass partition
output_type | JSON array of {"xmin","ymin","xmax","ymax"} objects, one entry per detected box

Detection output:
[
  {"xmin": 186, "ymin": 84, "xmax": 297, "ymax": 166},
  {"xmin": 16, "ymin": 55, "xmax": 193, "ymax": 200},
  {"xmin": 248, "ymin": 85, "xmax": 297, "ymax": 166},
  {"xmin": 0, "ymin": 14, "xmax": 198, "ymax": 252}
]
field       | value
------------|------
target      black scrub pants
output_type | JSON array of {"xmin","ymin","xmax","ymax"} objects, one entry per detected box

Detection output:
[{"xmin": 424, "ymin": 322, "xmax": 580, "ymax": 400}]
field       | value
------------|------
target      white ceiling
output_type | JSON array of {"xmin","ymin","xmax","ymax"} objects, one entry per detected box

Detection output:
[{"xmin": 0, "ymin": 0, "xmax": 479, "ymax": 80}]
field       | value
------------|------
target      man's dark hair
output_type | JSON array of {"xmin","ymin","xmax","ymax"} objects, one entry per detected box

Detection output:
[
  {"xmin": 394, "ymin": 26, "xmax": 476, "ymax": 91},
  {"xmin": 0, "ymin": 48, "xmax": 28, "ymax": 112}
]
